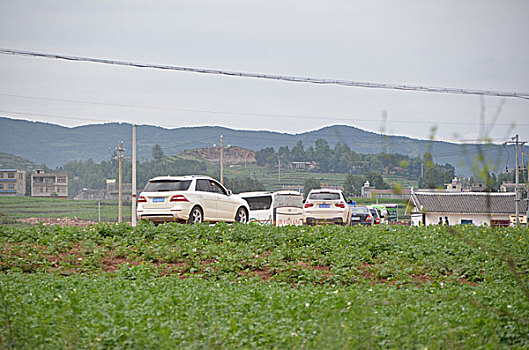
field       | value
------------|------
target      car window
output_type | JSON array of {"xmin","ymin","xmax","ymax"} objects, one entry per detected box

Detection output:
[
  {"xmin": 196, "ymin": 179, "xmax": 212, "ymax": 192},
  {"xmin": 350, "ymin": 206, "xmax": 369, "ymax": 214},
  {"xmin": 210, "ymin": 180, "xmax": 227, "ymax": 195},
  {"xmin": 274, "ymin": 194, "xmax": 303, "ymax": 208},
  {"xmin": 308, "ymin": 192, "xmax": 340, "ymax": 200},
  {"xmin": 244, "ymin": 196, "xmax": 272, "ymax": 210},
  {"xmin": 143, "ymin": 180, "xmax": 191, "ymax": 192}
]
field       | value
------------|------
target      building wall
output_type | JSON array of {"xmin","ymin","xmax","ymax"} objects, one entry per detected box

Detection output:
[
  {"xmin": 31, "ymin": 171, "xmax": 68, "ymax": 198},
  {"xmin": 0, "ymin": 169, "xmax": 26, "ymax": 196},
  {"xmin": 106, "ymin": 182, "xmax": 132, "ymax": 201},
  {"xmin": 414, "ymin": 212, "xmax": 510, "ymax": 226}
]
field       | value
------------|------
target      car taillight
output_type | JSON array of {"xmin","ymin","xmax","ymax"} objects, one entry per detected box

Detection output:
[
  {"xmin": 335, "ymin": 202, "xmax": 345, "ymax": 208},
  {"xmin": 366, "ymin": 215, "xmax": 372, "ymax": 222},
  {"xmin": 376, "ymin": 218, "xmax": 380, "ymax": 224},
  {"xmin": 304, "ymin": 202, "xmax": 314, "ymax": 208},
  {"xmin": 138, "ymin": 196, "xmax": 147, "ymax": 203},
  {"xmin": 170, "ymin": 195, "xmax": 189, "ymax": 202}
]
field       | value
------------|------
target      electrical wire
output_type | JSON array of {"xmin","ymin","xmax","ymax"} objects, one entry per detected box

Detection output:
[{"xmin": 2, "ymin": 48, "xmax": 529, "ymax": 100}]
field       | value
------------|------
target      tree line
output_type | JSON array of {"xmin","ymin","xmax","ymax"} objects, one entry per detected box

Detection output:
[
  {"xmin": 256, "ymin": 139, "xmax": 456, "ymax": 188},
  {"xmin": 58, "ymin": 146, "xmax": 264, "ymax": 198},
  {"xmin": 56, "ymin": 142, "xmax": 522, "ymax": 198}
]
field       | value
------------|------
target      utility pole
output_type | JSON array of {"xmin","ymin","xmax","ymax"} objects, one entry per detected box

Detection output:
[
  {"xmin": 525, "ymin": 151, "xmax": 529, "ymax": 227},
  {"xmin": 505, "ymin": 135, "xmax": 527, "ymax": 226},
  {"xmin": 515, "ymin": 135, "xmax": 520, "ymax": 226},
  {"xmin": 118, "ymin": 141, "xmax": 124, "ymax": 223},
  {"xmin": 220, "ymin": 135, "xmax": 224, "ymax": 185},
  {"xmin": 131, "ymin": 125, "xmax": 137, "ymax": 227}
]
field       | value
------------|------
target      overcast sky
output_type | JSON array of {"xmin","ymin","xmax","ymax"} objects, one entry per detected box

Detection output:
[{"xmin": 1, "ymin": 1, "xmax": 528, "ymax": 144}]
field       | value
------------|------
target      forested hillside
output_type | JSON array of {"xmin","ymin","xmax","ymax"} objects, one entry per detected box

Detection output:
[
  {"xmin": 0, "ymin": 151, "xmax": 41, "ymax": 171},
  {"xmin": 1, "ymin": 117, "xmax": 522, "ymax": 176}
]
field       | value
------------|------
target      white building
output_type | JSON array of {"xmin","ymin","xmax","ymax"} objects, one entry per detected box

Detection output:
[{"xmin": 407, "ymin": 190, "xmax": 527, "ymax": 227}]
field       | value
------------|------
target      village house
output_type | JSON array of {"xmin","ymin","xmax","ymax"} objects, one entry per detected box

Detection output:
[
  {"xmin": 445, "ymin": 177, "xmax": 487, "ymax": 192},
  {"xmin": 499, "ymin": 181, "xmax": 527, "ymax": 194},
  {"xmin": 0, "ymin": 169, "xmax": 26, "ymax": 196},
  {"xmin": 406, "ymin": 190, "xmax": 528, "ymax": 227},
  {"xmin": 31, "ymin": 169, "xmax": 68, "ymax": 198},
  {"xmin": 361, "ymin": 181, "xmax": 411, "ymax": 199},
  {"xmin": 106, "ymin": 179, "xmax": 132, "ymax": 201},
  {"xmin": 290, "ymin": 161, "xmax": 317, "ymax": 170},
  {"xmin": 73, "ymin": 179, "xmax": 132, "ymax": 201}
]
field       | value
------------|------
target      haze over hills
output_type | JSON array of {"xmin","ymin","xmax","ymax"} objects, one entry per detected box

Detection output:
[{"xmin": 0, "ymin": 117, "xmax": 522, "ymax": 176}]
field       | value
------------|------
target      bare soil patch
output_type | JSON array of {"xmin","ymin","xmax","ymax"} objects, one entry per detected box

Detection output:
[{"xmin": 18, "ymin": 217, "xmax": 97, "ymax": 227}]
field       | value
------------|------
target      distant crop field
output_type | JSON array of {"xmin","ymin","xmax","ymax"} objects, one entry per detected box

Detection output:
[
  {"xmin": 1, "ymin": 223, "xmax": 527, "ymax": 348},
  {"xmin": 0, "ymin": 197, "xmax": 132, "ymax": 224}
]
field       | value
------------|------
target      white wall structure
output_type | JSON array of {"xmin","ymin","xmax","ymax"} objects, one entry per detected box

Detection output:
[{"xmin": 407, "ymin": 191, "xmax": 526, "ymax": 227}]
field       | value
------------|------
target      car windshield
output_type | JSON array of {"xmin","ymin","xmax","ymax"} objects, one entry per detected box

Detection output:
[
  {"xmin": 243, "ymin": 196, "xmax": 273, "ymax": 211},
  {"xmin": 143, "ymin": 180, "xmax": 192, "ymax": 192},
  {"xmin": 350, "ymin": 206, "xmax": 369, "ymax": 214},
  {"xmin": 274, "ymin": 194, "xmax": 303, "ymax": 208},
  {"xmin": 308, "ymin": 192, "xmax": 340, "ymax": 201}
]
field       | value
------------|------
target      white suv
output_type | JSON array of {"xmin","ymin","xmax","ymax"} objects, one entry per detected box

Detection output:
[
  {"xmin": 303, "ymin": 189, "xmax": 351, "ymax": 225},
  {"xmin": 137, "ymin": 175, "xmax": 249, "ymax": 224}
]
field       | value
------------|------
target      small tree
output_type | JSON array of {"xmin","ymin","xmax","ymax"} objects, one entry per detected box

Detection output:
[
  {"xmin": 152, "ymin": 145, "xmax": 164, "ymax": 162},
  {"xmin": 364, "ymin": 171, "xmax": 388, "ymax": 189},
  {"xmin": 303, "ymin": 176, "xmax": 321, "ymax": 199},
  {"xmin": 343, "ymin": 173, "xmax": 364, "ymax": 197}
]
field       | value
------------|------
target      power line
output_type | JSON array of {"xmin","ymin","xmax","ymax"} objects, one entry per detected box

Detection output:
[{"xmin": 2, "ymin": 48, "xmax": 529, "ymax": 100}]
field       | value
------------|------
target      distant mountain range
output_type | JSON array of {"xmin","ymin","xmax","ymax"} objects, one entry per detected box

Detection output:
[{"xmin": 1, "ymin": 117, "xmax": 523, "ymax": 176}]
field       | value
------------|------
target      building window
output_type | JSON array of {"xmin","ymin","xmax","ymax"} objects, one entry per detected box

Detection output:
[
  {"xmin": 57, "ymin": 177, "xmax": 67, "ymax": 183},
  {"xmin": 7, "ymin": 173, "xmax": 15, "ymax": 179},
  {"xmin": 0, "ymin": 184, "xmax": 3, "ymax": 189},
  {"xmin": 461, "ymin": 219, "xmax": 473, "ymax": 225},
  {"xmin": 8, "ymin": 184, "xmax": 15, "ymax": 190}
]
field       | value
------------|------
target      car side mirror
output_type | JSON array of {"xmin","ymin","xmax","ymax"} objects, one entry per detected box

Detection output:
[{"xmin": 227, "ymin": 189, "xmax": 232, "ymax": 196}]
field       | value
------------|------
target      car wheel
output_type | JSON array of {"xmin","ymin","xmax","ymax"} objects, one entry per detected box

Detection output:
[
  {"xmin": 187, "ymin": 206, "xmax": 203, "ymax": 224},
  {"xmin": 235, "ymin": 207, "xmax": 248, "ymax": 224}
]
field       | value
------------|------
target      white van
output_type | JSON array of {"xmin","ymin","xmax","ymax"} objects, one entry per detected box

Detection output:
[{"xmin": 238, "ymin": 191, "xmax": 304, "ymax": 226}]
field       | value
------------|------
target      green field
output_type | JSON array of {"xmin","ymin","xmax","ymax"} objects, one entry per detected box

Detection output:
[
  {"xmin": 208, "ymin": 162, "xmax": 418, "ymax": 192},
  {"xmin": 1, "ymin": 222, "xmax": 528, "ymax": 348},
  {"xmin": 0, "ymin": 197, "xmax": 132, "ymax": 224}
]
